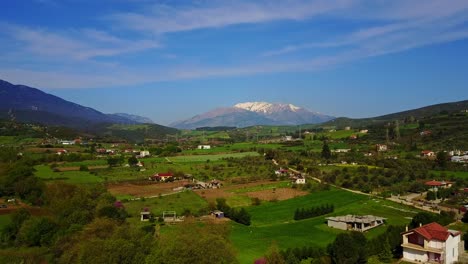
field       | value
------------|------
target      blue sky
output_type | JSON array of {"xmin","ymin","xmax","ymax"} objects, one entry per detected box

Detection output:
[{"xmin": 1, "ymin": 0, "xmax": 468, "ymax": 125}]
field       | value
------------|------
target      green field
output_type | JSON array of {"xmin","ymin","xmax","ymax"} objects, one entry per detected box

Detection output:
[
  {"xmin": 430, "ymin": 170, "xmax": 468, "ymax": 180},
  {"xmin": 230, "ymin": 188, "xmax": 419, "ymax": 263},
  {"xmin": 34, "ymin": 165, "xmax": 104, "ymax": 184},
  {"xmin": 168, "ymin": 152, "xmax": 260, "ymax": 163},
  {"xmin": 0, "ymin": 215, "xmax": 12, "ymax": 230},
  {"xmin": 123, "ymin": 191, "xmax": 208, "ymax": 225}
]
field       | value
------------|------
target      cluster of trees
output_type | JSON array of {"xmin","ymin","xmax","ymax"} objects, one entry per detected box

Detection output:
[
  {"xmin": 216, "ymin": 198, "xmax": 251, "ymax": 226},
  {"xmin": 0, "ymin": 154, "xmax": 44, "ymax": 205},
  {"xmin": 293, "ymin": 204, "xmax": 334, "ymax": 220},
  {"xmin": 328, "ymin": 225, "xmax": 405, "ymax": 264},
  {"xmin": 409, "ymin": 211, "xmax": 456, "ymax": 228}
]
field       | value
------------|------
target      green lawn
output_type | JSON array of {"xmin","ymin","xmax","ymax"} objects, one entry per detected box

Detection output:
[
  {"xmin": 123, "ymin": 191, "xmax": 208, "ymax": 225},
  {"xmin": 430, "ymin": 170, "xmax": 468, "ymax": 180},
  {"xmin": 34, "ymin": 165, "xmax": 104, "ymax": 184},
  {"xmin": 0, "ymin": 215, "xmax": 12, "ymax": 230},
  {"xmin": 168, "ymin": 152, "xmax": 260, "ymax": 163},
  {"xmin": 230, "ymin": 188, "xmax": 419, "ymax": 263}
]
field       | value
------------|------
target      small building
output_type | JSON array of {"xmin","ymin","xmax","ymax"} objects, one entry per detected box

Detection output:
[
  {"xmin": 451, "ymin": 155, "xmax": 468, "ymax": 163},
  {"xmin": 401, "ymin": 222, "xmax": 461, "ymax": 264},
  {"xmin": 333, "ymin": 149, "xmax": 351, "ymax": 153},
  {"xmin": 137, "ymin": 150, "xmax": 150, "ymax": 158},
  {"xmin": 140, "ymin": 208, "xmax": 151, "ymax": 221},
  {"xmin": 420, "ymin": 130, "xmax": 432, "ymax": 136},
  {"xmin": 149, "ymin": 172, "xmax": 174, "ymax": 182},
  {"xmin": 284, "ymin": 136, "xmax": 293, "ymax": 141},
  {"xmin": 197, "ymin": 145, "xmax": 211, "ymax": 150},
  {"xmin": 275, "ymin": 168, "xmax": 289, "ymax": 175},
  {"xmin": 344, "ymin": 126, "xmax": 351, "ymax": 131},
  {"xmin": 295, "ymin": 177, "xmax": 306, "ymax": 184},
  {"xmin": 425, "ymin": 180, "xmax": 453, "ymax": 191},
  {"xmin": 359, "ymin": 129, "xmax": 368, "ymax": 134},
  {"xmin": 211, "ymin": 210, "xmax": 224, "ymax": 218},
  {"xmin": 56, "ymin": 149, "xmax": 68, "ymax": 155},
  {"xmin": 421, "ymin": 150, "xmax": 435, "ymax": 158},
  {"xmin": 349, "ymin": 135, "xmax": 357, "ymax": 140},
  {"xmin": 326, "ymin": 215, "xmax": 386, "ymax": 232},
  {"xmin": 376, "ymin": 144, "xmax": 388, "ymax": 152}
]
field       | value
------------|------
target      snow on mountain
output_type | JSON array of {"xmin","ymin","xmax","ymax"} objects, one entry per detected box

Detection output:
[
  {"xmin": 234, "ymin": 102, "xmax": 302, "ymax": 114},
  {"xmin": 170, "ymin": 101, "xmax": 335, "ymax": 129}
]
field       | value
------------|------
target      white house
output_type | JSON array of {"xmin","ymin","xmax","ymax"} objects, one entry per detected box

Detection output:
[
  {"xmin": 376, "ymin": 144, "xmax": 388, "ymax": 152},
  {"xmin": 401, "ymin": 222, "xmax": 461, "ymax": 264},
  {"xmin": 451, "ymin": 155, "xmax": 468, "ymax": 163},
  {"xmin": 197, "ymin": 145, "xmax": 211, "ymax": 150},
  {"xmin": 295, "ymin": 177, "xmax": 306, "ymax": 184}
]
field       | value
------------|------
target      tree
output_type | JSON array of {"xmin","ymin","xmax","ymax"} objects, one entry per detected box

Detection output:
[
  {"xmin": 378, "ymin": 238, "xmax": 393, "ymax": 263},
  {"xmin": 436, "ymin": 151, "xmax": 448, "ymax": 169},
  {"xmin": 265, "ymin": 242, "xmax": 286, "ymax": 264},
  {"xmin": 321, "ymin": 141, "xmax": 331, "ymax": 160},
  {"xmin": 128, "ymin": 156, "xmax": 138, "ymax": 167},
  {"xmin": 146, "ymin": 221, "xmax": 238, "ymax": 264},
  {"xmin": 329, "ymin": 233, "xmax": 360, "ymax": 264},
  {"xmin": 16, "ymin": 217, "xmax": 59, "ymax": 247},
  {"xmin": 462, "ymin": 211, "xmax": 468, "ymax": 224},
  {"xmin": 426, "ymin": 191, "xmax": 437, "ymax": 201}
]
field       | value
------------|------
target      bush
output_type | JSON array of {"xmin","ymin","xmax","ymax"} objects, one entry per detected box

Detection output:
[{"xmin": 79, "ymin": 165, "xmax": 89, "ymax": 171}]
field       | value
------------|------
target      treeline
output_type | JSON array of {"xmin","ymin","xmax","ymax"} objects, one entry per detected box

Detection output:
[
  {"xmin": 294, "ymin": 204, "xmax": 334, "ymax": 220},
  {"xmin": 216, "ymin": 198, "xmax": 251, "ymax": 226}
]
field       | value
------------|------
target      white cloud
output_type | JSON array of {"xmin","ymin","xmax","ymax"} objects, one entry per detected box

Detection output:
[
  {"xmin": 1, "ymin": 24, "xmax": 160, "ymax": 61},
  {"xmin": 107, "ymin": 0, "xmax": 354, "ymax": 34}
]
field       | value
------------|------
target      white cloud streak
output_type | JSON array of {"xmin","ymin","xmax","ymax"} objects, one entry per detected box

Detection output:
[
  {"xmin": 107, "ymin": 0, "xmax": 354, "ymax": 34},
  {"xmin": 0, "ymin": 24, "xmax": 160, "ymax": 61},
  {"xmin": 1, "ymin": 0, "xmax": 468, "ymax": 89}
]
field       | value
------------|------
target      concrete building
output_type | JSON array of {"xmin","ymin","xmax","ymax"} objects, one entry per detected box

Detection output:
[
  {"xmin": 401, "ymin": 222, "xmax": 462, "ymax": 264},
  {"xmin": 326, "ymin": 215, "xmax": 386, "ymax": 232},
  {"xmin": 197, "ymin": 145, "xmax": 211, "ymax": 149}
]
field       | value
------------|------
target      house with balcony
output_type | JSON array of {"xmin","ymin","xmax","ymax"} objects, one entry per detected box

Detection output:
[{"xmin": 401, "ymin": 222, "xmax": 461, "ymax": 264}]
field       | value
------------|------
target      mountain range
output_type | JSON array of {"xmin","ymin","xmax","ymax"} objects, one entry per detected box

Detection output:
[
  {"xmin": 0, "ymin": 79, "xmax": 152, "ymax": 127},
  {"xmin": 170, "ymin": 102, "xmax": 335, "ymax": 129}
]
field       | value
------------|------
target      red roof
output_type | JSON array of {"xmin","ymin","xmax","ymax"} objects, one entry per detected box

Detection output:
[
  {"xmin": 409, "ymin": 222, "xmax": 459, "ymax": 241},
  {"xmin": 425, "ymin": 180, "xmax": 444, "ymax": 186},
  {"xmin": 421, "ymin": 150, "xmax": 433, "ymax": 154}
]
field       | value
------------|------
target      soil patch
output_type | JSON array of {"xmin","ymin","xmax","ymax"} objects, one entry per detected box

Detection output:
[{"xmin": 245, "ymin": 188, "xmax": 308, "ymax": 201}]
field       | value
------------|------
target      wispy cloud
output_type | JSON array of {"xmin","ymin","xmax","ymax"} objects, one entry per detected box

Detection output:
[
  {"xmin": 263, "ymin": 0, "xmax": 468, "ymax": 57},
  {"xmin": 1, "ymin": 0, "xmax": 468, "ymax": 90},
  {"xmin": 0, "ymin": 23, "xmax": 160, "ymax": 61},
  {"xmin": 107, "ymin": 0, "xmax": 354, "ymax": 34}
]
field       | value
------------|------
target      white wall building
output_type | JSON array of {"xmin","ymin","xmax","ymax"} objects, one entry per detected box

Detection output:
[
  {"xmin": 197, "ymin": 145, "xmax": 211, "ymax": 150},
  {"xmin": 401, "ymin": 222, "xmax": 461, "ymax": 264}
]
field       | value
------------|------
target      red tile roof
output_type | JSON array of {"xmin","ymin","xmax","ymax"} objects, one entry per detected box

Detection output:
[
  {"xmin": 409, "ymin": 222, "xmax": 459, "ymax": 241},
  {"xmin": 425, "ymin": 180, "xmax": 444, "ymax": 186}
]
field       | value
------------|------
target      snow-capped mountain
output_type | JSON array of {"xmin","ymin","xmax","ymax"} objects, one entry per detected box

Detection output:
[
  {"xmin": 170, "ymin": 102, "xmax": 334, "ymax": 129},
  {"xmin": 234, "ymin": 102, "xmax": 301, "ymax": 114}
]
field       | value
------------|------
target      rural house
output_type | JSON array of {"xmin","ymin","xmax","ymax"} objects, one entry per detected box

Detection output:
[
  {"xmin": 140, "ymin": 208, "xmax": 151, "ymax": 221},
  {"xmin": 421, "ymin": 150, "xmax": 436, "ymax": 158},
  {"xmin": 425, "ymin": 180, "xmax": 454, "ymax": 192},
  {"xmin": 326, "ymin": 215, "xmax": 386, "ymax": 232},
  {"xmin": 376, "ymin": 144, "xmax": 388, "ymax": 152},
  {"xmin": 197, "ymin": 145, "xmax": 211, "ymax": 149},
  {"xmin": 401, "ymin": 222, "xmax": 461, "ymax": 264},
  {"xmin": 149, "ymin": 172, "xmax": 174, "ymax": 182}
]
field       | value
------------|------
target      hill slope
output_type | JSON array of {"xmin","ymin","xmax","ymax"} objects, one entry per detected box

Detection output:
[{"xmin": 324, "ymin": 100, "xmax": 468, "ymax": 128}]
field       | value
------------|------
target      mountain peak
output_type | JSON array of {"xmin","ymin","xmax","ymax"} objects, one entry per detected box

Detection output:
[
  {"xmin": 171, "ymin": 101, "xmax": 334, "ymax": 129},
  {"xmin": 234, "ymin": 101, "xmax": 302, "ymax": 114}
]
